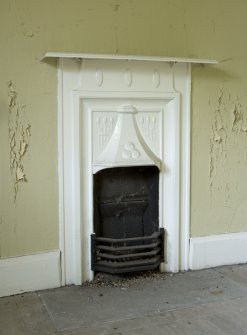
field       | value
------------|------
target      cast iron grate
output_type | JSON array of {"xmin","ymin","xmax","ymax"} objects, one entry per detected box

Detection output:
[{"xmin": 91, "ymin": 228, "xmax": 165, "ymax": 274}]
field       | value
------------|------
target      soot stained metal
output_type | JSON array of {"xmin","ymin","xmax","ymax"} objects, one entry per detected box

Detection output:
[{"xmin": 91, "ymin": 166, "xmax": 165, "ymax": 274}]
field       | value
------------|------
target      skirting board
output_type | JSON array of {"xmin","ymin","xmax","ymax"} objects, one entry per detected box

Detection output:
[
  {"xmin": 0, "ymin": 251, "xmax": 61, "ymax": 297},
  {"xmin": 189, "ymin": 232, "xmax": 247, "ymax": 270}
]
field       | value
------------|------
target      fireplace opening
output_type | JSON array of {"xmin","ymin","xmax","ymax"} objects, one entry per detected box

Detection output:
[{"xmin": 91, "ymin": 166, "xmax": 165, "ymax": 274}]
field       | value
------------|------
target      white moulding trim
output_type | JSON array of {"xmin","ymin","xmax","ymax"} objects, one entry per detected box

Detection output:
[
  {"xmin": 40, "ymin": 52, "xmax": 218, "ymax": 64},
  {"xmin": 0, "ymin": 251, "xmax": 61, "ymax": 297},
  {"xmin": 189, "ymin": 232, "xmax": 247, "ymax": 270}
]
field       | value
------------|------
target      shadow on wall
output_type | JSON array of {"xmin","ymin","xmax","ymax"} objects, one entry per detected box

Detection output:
[{"xmin": 192, "ymin": 60, "xmax": 240, "ymax": 83}]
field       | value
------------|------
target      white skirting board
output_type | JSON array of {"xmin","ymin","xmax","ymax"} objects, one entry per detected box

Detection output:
[
  {"xmin": 189, "ymin": 232, "xmax": 247, "ymax": 270},
  {"xmin": 0, "ymin": 251, "xmax": 61, "ymax": 297}
]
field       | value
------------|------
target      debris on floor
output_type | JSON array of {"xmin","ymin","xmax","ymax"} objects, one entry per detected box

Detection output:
[{"xmin": 82, "ymin": 270, "xmax": 169, "ymax": 288}]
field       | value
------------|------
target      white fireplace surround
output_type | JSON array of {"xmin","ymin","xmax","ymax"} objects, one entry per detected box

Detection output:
[{"xmin": 42, "ymin": 53, "xmax": 217, "ymax": 285}]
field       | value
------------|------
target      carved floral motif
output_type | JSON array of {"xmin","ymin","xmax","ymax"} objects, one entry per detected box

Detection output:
[
  {"xmin": 96, "ymin": 115, "xmax": 116, "ymax": 151},
  {"xmin": 139, "ymin": 115, "xmax": 157, "ymax": 144}
]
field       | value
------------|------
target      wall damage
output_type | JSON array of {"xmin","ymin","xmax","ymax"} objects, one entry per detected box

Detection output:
[
  {"xmin": 209, "ymin": 86, "xmax": 247, "ymax": 210},
  {"xmin": 210, "ymin": 88, "xmax": 247, "ymax": 174},
  {"xmin": 232, "ymin": 98, "xmax": 243, "ymax": 132},
  {"xmin": 209, "ymin": 88, "xmax": 226, "ymax": 179},
  {"xmin": 8, "ymin": 81, "xmax": 31, "ymax": 201}
]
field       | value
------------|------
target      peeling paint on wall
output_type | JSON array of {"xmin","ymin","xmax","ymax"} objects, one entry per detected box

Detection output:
[
  {"xmin": 232, "ymin": 98, "xmax": 243, "ymax": 132},
  {"xmin": 209, "ymin": 88, "xmax": 226, "ymax": 179},
  {"xmin": 209, "ymin": 86, "xmax": 247, "ymax": 213},
  {"xmin": 8, "ymin": 81, "xmax": 31, "ymax": 202},
  {"xmin": 209, "ymin": 88, "xmax": 247, "ymax": 179}
]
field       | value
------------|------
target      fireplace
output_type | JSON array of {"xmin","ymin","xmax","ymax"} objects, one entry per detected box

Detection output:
[
  {"xmin": 40, "ymin": 52, "xmax": 212, "ymax": 284},
  {"xmin": 92, "ymin": 166, "xmax": 164, "ymax": 273}
]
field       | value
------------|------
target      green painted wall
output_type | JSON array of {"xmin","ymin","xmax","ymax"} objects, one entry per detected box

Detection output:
[{"xmin": 1, "ymin": 0, "xmax": 247, "ymax": 258}]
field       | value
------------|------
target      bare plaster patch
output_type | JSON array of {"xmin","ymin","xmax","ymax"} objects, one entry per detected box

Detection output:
[{"xmin": 8, "ymin": 81, "xmax": 31, "ymax": 202}]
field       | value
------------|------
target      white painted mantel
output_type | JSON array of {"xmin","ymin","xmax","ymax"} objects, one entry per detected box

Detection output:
[{"xmin": 42, "ymin": 53, "xmax": 217, "ymax": 286}]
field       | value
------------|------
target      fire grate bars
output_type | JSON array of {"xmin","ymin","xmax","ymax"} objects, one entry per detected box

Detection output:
[{"xmin": 91, "ymin": 228, "xmax": 165, "ymax": 274}]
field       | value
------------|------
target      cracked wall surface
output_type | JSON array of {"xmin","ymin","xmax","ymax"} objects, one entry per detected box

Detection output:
[{"xmin": 1, "ymin": 0, "xmax": 247, "ymax": 258}]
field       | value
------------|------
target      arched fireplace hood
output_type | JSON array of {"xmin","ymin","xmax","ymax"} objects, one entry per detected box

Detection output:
[{"xmin": 93, "ymin": 104, "xmax": 161, "ymax": 173}]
